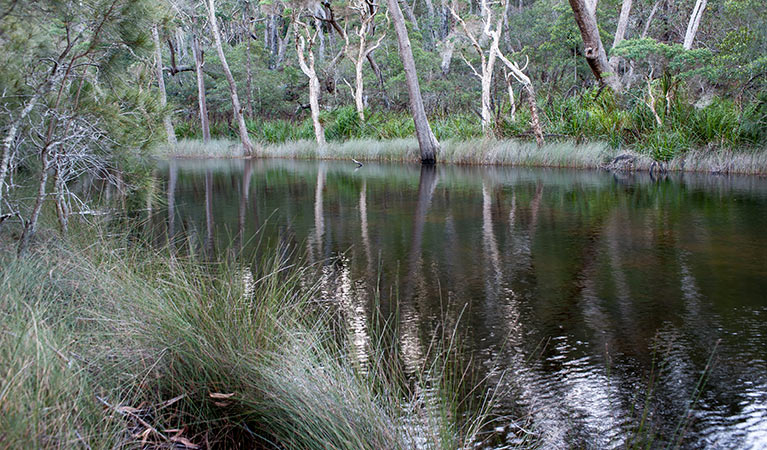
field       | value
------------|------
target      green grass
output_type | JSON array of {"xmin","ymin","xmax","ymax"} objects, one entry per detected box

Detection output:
[
  {"xmin": 166, "ymin": 90, "xmax": 767, "ymax": 174},
  {"xmin": 0, "ymin": 225, "xmax": 494, "ymax": 449}
]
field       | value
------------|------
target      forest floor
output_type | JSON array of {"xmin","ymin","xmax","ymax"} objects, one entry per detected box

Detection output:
[{"xmin": 163, "ymin": 138, "xmax": 767, "ymax": 176}]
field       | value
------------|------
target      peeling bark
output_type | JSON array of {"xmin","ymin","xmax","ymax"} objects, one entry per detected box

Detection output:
[{"xmin": 294, "ymin": 19, "xmax": 326, "ymax": 146}]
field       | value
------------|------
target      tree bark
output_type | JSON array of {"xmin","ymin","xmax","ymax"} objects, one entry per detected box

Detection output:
[
  {"xmin": 243, "ymin": 5, "xmax": 254, "ymax": 118},
  {"xmin": 18, "ymin": 149, "xmax": 50, "ymax": 255},
  {"xmin": 568, "ymin": 0, "xmax": 623, "ymax": 92},
  {"xmin": 683, "ymin": 0, "xmax": 707, "ymax": 50},
  {"xmin": 386, "ymin": 0, "xmax": 440, "ymax": 164},
  {"xmin": 399, "ymin": 0, "xmax": 420, "ymax": 30},
  {"xmin": 152, "ymin": 25, "xmax": 177, "ymax": 145},
  {"xmin": 53, "ymin": 161, "xmax": 69, "ymax": 234},
  {"xmin": 191, "ymin": 33, "xmax": 211, "ymax": 143},
  {"xmin": 367, "ymin": 53, "xmax": 391, "ymax": 108},
  {"xmin": 207, "ymin": 0, "xmax": 254, "ymax": 155},
  {"xmin": 0, "ymin": 94, "xmax": 40, "ymax": 212},
  {"xmin": 609, "ymin": 0, "xmax": 632, "ymax": 70},
  {"xmin": 294, "ymin": 20, "xmax": 326, "ymax": 146}
]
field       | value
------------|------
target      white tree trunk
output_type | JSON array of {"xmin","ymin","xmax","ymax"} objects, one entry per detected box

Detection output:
[
  {"xmin": 1, "ymin": 97, "xmax": 37, "ymax": 209},
  {"xmin": 207, "ymin": 0, "xmax": 254, "ymax": 155},
  {"xmin": 683, "ymin": 0, "xmax": 707, "ymax": 50},
  {"xmin": 191, "ymin": 34, "xmax": 211, "ymax": 143},
  {"xmin": 354, "ymin": 56, "xmax": 366, "ymax": 122},
  {"xmin": 609, "ymin": 0, "xmax": 632, "ymax": 69},
  {"xmin": 451, "ymin": 2, "xmax": 505, "ymax": 135},
  {"xmin": 505, "ymin": 73, "xmax": 516, "ymax": 122},
  {"xmin": 152, "ymin": 25, "xmax": 177, "ymax": 145},
  {"xmin": 295, "ymin": 21, "xmax": 326, "ymax": 146},
  {"xmin": 498, "ymin": 52, "xmax": 545, "ymax": 146}
]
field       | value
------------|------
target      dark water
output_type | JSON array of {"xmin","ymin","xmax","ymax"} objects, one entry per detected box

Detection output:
[{"xmin": 153, "ymin": 158, "xmax": 767, "ymax": 448}]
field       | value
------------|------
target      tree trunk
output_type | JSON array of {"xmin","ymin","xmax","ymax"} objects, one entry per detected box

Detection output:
[
  {"xmin": 683, "ymin": 0, "xmax": 707, "ymax": 50},
  {"xmin": 641, "ymin": 0, "xmax": 660, "ymax": 38},
  {"xmin": 0, "ymin": 95, "xmax": 39, "ymax": 211},
  {"xmin": 609, "ymin": 0, "xmax": 632, "ymax": 69},
  {"xmin": 294, "ymin": 21, "xmax": 326, "ymax": 146},
  {"xmin": 399, "ymin": 0, "xmax": 420, "ymax": 30},
  {"xmin": 386, "ymin": 0, "xmax": 440, "ymax": 164},
  {"xmin": 423, "ymin": 0, "xmax": 437, "ymax": 48},
  {"xmin": 152, "ymin": 25, "xmax": 177, "ymax": 145},
  {"xmin": 524, "ymin": 84, "xmax": 544, "ymax": 146},
  {"xmin": 355, "ymin": 56, "xmax": 366, "ymax": 122},
  {"xmin": 18, "ymin": 149, "xmax": 50, "ymax": 255},
  {"xmin": 497, "ymin": 52, "xmax": 544, "ymax": 146},
  {"xmin": 366, "ymin": 53, "xmax": 391, "ymax": 108},
  {"xmin": 243, "ymin": 6, "xmax": 254, "ymax": 118},
  {"xmin": 191, "ymin": 34, "xmax": 211, "ymax": 143},
  {"xmin": 568, "ymin": 0, "xmax": 623, "ymax": 92},
  {"xmin": 53, "ymin": 161, "xmax": 69, "ymax": 234},
  {"xmin": 308, "ymin": 71, "xmax": 325, "ymax": 145},
  {"xmin": 207, "ymin": 0, "xmax": 254, "ymax": 155}
]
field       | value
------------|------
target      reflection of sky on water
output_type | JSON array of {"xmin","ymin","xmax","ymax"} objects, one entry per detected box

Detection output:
[{"xmin": 155, "ymin": 159, "xmax": 767, "ymax": 448}]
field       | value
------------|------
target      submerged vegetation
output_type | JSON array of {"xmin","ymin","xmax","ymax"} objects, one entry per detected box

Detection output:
[{"xmin": 0, "ymin": 224, "xmax": 492, "ymax": 449}]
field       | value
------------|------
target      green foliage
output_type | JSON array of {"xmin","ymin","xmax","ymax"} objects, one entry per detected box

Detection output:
[
  {"xmin": 640, "ymin": 129, "xmax": 690, "ymax": 162},
  {"xmin": 612, "ymin": 38, "xmax": 713, "ymax": 79},
  {"xmin": 324, "ymin": 106, "xmax": 361, "ymax": 141}
]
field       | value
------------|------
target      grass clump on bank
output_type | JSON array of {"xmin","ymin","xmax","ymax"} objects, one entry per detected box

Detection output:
[{"xmin": 0, "ymin": 228, "xmax": 492, "ymax": 449}]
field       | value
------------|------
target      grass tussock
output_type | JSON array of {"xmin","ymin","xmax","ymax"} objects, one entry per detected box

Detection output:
[{"xmin": 0, "ymin": 230, "xmax": 492, "ymax": 449}]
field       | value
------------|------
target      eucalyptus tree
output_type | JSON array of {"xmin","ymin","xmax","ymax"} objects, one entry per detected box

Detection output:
[
  {"xmin": 293, "ymin": 6, "xmax": 329, "ymax": 146},
  {"xmin": 568, "ymin": 0, "xmax": 623, "ymax": 92},
  {"xmin": 683, "ymin": 0, "xmax": 707, "ymax": 49},
  {"xmin": 451, "ymin": 0, "xmax": 544, "ymax": 144},
  {"xmin": 152, "ymin": 24, "xmax": 178, "ymax": 144},
  {"xmin": 386, "ymin": 0, "xmax": 440, "ymax": 164},
  {"xmin": 207, "ymin": 0, "xmax": 255, "ymax": 155},
  {"xmin": 165, "ymin": 0, "xmax": 212, "ymax": 142},
  {"xmin": 340, "ymin": 0, "xmax": 388, "ymax": 122}
]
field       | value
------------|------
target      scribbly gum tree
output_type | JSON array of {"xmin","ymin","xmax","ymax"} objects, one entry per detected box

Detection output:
[
  {"xmin": 343, "ymin": 0, "xmax": 388, "ymax": 122},
  {"xmin": 293, "ymin": 9, "xmax": 327, "ymax": 146},
  {"xmin": 451, "ymin": 0, "xmax": 544, "ymax": 145}
]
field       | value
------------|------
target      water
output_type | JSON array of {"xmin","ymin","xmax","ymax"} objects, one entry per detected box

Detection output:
[{"xmin": 153, "ymin": 158, "xmax": 767, "ymax": 448}]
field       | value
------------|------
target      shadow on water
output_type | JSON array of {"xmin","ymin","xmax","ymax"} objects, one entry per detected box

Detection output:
[{"xmin": 153, "ymin": 158, "xmax": 767, "ymax": 448}]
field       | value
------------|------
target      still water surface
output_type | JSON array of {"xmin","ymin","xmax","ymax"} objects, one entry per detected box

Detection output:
[{"xmin": 154, "ymin": 158, "xmax": 767, "ymax": 448}]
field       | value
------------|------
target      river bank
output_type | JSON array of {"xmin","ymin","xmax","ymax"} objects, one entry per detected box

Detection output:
[
  {"xmin": 0, "ymin": 223, "xmax": 490, "ymax": 449},
  {"xmin": 163, "ymin": 138, "xmax": 767, "ymax": 176}
]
